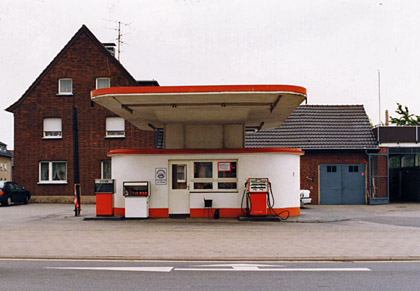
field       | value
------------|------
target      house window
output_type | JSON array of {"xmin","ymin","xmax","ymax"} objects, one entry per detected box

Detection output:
[
  {"xmin": 389, "ymin": 155, "xmax": 401, "ymax": 169},
  {"xmin": 101, "ymin": 160, "xmax": 111, "ymax": 179},
  {"xmin": 327, "ymin": 166, "xmax": 337, "ymax": 173},
  {"xmin": 96, "ymin": 78, "xmax": 110, "ymax": 89},
  {"xmin": 106, "ymin": 117, "xmax": 125, "ymax": 138},
  {"xmin": 39, "ymin": 161, "xmax": 67, "ymax": 183},
  {"xmin": 58, "ymin": 79, "xmax": 72, "ymax": 95},
  {"xmin": 43, "ymin": 118, "xmax": 62, "ymax": 138},
  {"xmin": 4, "ymin": 162, "xmax": 7, "ymax": 171},
  {"xmin": 0, "ymin": 163, "xmax": 3, "ymax": 171},
  {"xmin": 402, "ymin": 155, "xmax": 415, "ymax": 168},
  {"xmin": 349, "ymin": 166, "xmax": 359, "ymax": 173}
]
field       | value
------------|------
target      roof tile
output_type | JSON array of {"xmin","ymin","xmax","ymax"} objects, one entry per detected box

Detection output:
[{"xmin": 246, "ymin": 105, "xmax": 378, "ymax": 150}]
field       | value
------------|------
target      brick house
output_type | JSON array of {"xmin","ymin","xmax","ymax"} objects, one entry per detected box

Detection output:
[
  {"xmin": 246, "ymin": 105, "xmax": 379, "ymax": 205},
  {"xmin": 0, "ymin": 142, "xmax": 12, "ymax": 181},
  {"xmin": 373, "ymin": 126, "xmax": 420, "ymax": 202},
  {"xmin": 6, "ymin": 25, "xmax": 157, "ymax": 202}
]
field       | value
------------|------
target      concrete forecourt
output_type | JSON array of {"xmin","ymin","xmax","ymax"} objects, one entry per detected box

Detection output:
[{"xmin": 2, "ymin": 203, "xmax": 420, "ymax": 261}]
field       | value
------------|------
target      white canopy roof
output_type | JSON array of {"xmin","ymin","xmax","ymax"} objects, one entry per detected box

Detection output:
[{"xmin": 91, "ymin": 84, "xmax": 306, "ymax": 131}]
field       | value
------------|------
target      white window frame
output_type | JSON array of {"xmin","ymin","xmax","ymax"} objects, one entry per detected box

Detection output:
[
  {"xmin": 58, "ymin": 78, "xmax": 73, "ymax": 95},
  {"xmin": 105, "ymin": 117, "xmax": 125, "ymax": 138},
  {"xmin": 38, "ymin": 161, "xmax": 67, "ymax": 184},
  {"xmin": 4, "ymin": 162, "xmax": 7, "ymax": 171},
  {"xmin": 43, "ymin": 118, "xmax": 62, "ymax": 139},
  {"xmin": 101, "ymin": 160, "xmax": 112, "ymax": 179},
  {"xmin": 96, "ymin": 78, "xmax": 111, "ymax": 89},
  {"xmin": 190, "ymin": 160, "xmax": 238, "ymax": 192}
]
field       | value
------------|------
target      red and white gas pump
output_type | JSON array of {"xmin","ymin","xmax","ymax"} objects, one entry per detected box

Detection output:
[{"xmin": 247, "ymin": 178, "xmax": 269, "ymax": 216}]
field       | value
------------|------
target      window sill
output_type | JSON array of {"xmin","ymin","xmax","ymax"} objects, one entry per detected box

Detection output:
[
  {"xmin": 56, "ymin": 93, "xmax": 73, "ymax": 97},
  {"xmin": 190, "ymin": 190, "xmax": 238, "ymax": 193},
  {"xmin": 105, "ymin": 136, "xmax": 126, "ymax": 139},
  {"xmin": 42, "ymin": 137, "xmax": 62, "ymax": 140},
  {"xmin": 37, "ymin": 181, "xmax": 68, "ymax": 185}
]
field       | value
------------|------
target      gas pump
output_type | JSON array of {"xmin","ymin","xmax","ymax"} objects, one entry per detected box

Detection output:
[
  {"xmin": 241, "ymin": 178, "xmax": 289, "ymax": 220},
  {"xmin": 247, "ymin": 178, "xmax": 269, "ymax": 216}
]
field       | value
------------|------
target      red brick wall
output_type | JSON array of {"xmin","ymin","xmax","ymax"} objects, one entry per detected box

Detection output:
[
  {"xmin": 12, "ymin": 31, "xmax": 154, "ymax": 197},
  {"xmin": 300, "ymin": 151, "xmax": 369, "ymax": 204}
]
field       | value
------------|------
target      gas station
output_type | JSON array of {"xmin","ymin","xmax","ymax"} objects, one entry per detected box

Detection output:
[{"xmin": 91, "ymin": 84, "xmax": 306, "ymax": 218}]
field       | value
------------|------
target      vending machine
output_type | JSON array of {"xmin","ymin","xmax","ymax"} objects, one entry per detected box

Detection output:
[{"xmin": 124, "ymin": 181, "xmax": 150, "ymax": 218}]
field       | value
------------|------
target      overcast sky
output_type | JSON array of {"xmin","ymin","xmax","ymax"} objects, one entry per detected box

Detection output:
[{"xmin": 1, "ymin": 0, "xmax": 420, "ymax": 149}]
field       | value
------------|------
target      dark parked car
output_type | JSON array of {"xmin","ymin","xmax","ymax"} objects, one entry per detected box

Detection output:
[{"xmin": 0, "ymin": 181, "xmax": 31, "ymax": 206}]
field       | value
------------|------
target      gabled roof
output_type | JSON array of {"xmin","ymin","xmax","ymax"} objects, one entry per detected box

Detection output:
[
  {"xmin": 6, "ymin": 25, "xmax": 137, "ymax": 113},
  {"xmin": 0, "ymin": 142, "xmax": 12, "ymax": 158},
  {"xmin": 246, "ymin": 105, "xmax": 378, "ymax": 150}
]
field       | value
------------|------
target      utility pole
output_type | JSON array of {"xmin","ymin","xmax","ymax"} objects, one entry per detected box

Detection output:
[{"xmin": 72, "ymin": 94, "xmax": 81, "ymax": 216}]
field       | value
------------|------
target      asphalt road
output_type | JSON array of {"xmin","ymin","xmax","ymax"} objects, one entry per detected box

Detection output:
[{"xmin": 1, "ymin": 260, "xmax": 420, "ymax": 291}]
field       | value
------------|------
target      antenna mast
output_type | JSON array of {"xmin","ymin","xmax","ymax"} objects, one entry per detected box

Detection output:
[
  {"xmin": 117, "ymin": 21, "xmax": 121, "ymax": 61},
  {"xmin": 102, "ymin": 19, "xmax": 130, "ymax": 61},
  {"xmin": 378, "ymin": 70, "xmax": 381, "ymax": 125}
]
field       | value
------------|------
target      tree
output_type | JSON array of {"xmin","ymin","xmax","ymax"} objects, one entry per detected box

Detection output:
[{"xmin": 389, "ymin": 103, "xmax": 420, "ymax": 126}]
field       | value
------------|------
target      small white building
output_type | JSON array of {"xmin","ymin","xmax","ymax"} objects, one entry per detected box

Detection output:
[{"xmin": 91, "ymin": 84, "xmax": 306, "ymax": 218}]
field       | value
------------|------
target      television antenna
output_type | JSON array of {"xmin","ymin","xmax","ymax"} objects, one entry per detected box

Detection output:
[{"xmin": 103, "ymin": 19, "xmax": 131, "ymax": 61}]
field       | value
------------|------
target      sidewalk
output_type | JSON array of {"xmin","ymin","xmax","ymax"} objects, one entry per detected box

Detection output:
[{"xmin": 2, "ymin": 203, "xmax": 420, "ymax": 261}]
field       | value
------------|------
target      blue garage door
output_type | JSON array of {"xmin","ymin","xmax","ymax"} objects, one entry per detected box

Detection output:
[{"xmin": 320, "ymin": 164, "xmax": 366, "ymax": 205}]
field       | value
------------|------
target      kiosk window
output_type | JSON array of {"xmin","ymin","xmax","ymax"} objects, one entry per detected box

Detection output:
[
  {"xmin": 218, "ymin": 182, "xmax": 237, "ymax": 189},
  {"xmin": 191, "ymin": 160, "xmax": 238, "ymax": 191},
  {"xmin": 172, "ymin": 164, "xmax": 187, "ymax": 189},
  {"xmin": 194, "ymin": 183, "xmax": 213, "ymax": 190},
  {"xmin": 218, "ymin": 162, "xmax": 237, "ymax": 178},
  {"xmin": 194, "ymin": 162, "xmax": 212, "ymax": 178}
]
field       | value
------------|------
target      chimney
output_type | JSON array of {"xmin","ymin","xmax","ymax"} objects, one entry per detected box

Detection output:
[
  {"xmin": 102, "ymin": 43, "xmax": 116, "ymax": 57},
  {"xmin": 385, "ymin": 110, "xmax": 389, "ymax": 126}
]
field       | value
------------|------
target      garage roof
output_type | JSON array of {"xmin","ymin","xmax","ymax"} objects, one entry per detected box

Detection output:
[{"xmin": 246, "ymin": 105, "xmax": 378, "ymax": 150}]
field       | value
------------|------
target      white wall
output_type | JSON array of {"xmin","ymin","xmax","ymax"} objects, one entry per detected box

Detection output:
[{"xmin": 111, "ymin": 151, "xmax": 301, "ymax": 210}]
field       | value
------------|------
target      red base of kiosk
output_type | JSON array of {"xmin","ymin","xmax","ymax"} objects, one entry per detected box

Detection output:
[
  {"xmin": 249, "ymin": 193, "xmax": 267, "ymax": 216},
  {"xmin": 96, "ymin": 193, "xmax": 113, "ymax": 216}
]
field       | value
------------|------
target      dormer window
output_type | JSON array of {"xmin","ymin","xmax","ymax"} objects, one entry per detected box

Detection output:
[{"xmin": 58, "ymin": 78, "xmax": 72, "ymax": 95}]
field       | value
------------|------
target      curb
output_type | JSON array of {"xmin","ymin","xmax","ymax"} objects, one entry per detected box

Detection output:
[{"xmin": 2, "ymin": 256, "xmax": 420, "ymax": 262}]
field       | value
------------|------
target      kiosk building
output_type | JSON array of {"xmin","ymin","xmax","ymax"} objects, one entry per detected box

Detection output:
[{"xmin": 91, "ymin": 84, "xmax": 307, "ymax": 218}]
